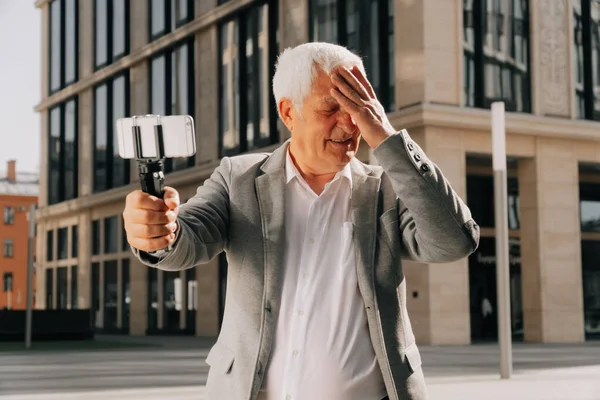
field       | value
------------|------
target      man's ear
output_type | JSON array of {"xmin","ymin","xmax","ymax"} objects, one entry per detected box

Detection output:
[{"xmin": 279, "ymin": 98, "xmax": 294, "ymax": 131}]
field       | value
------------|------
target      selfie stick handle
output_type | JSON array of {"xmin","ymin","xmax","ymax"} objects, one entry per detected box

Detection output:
[{"xmin": 132, "ymin": 123, "xmax": 166, "ymax": 198}]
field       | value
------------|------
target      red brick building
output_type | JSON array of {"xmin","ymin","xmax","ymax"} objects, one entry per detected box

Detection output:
[{"xmin": 0, "ymin": 160, "xmax": 38, "ymax": 310}]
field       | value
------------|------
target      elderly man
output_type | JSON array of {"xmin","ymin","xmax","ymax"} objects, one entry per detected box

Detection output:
[{"xmin": 123, "ymin": 42, "xmax": 479, "ymax": 400}]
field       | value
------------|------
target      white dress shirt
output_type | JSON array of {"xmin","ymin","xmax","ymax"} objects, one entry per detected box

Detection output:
[{"xmin": 258, "ymin": 150, "xmax": 386, "ymax": 400}]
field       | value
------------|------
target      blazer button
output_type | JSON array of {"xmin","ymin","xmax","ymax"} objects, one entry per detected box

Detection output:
[
  {"xmin": 421, "ymin": 164, "xmax": 430, "ymax": 172},
  {"xmin": 413, "ymin": 154, "xmax": 422, "ymax": 162},
  {"xmin": 407, "ymin": 142, "xmax": 414, "ymax": 151}
]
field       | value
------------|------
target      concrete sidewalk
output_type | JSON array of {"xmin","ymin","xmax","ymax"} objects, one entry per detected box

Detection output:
[{"xmin": 0, "ymin": 336, "xmax": 598, "ymax": 399}]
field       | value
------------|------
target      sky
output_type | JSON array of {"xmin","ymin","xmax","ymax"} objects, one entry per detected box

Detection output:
[{"xmin": 0, "ymin": 1, "xmax": 41, "ymax": 174}]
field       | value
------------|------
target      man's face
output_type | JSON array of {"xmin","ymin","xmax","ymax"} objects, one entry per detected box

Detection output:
[{"xmin": 285, "ymin": 67, "xmax": 361, "ymax": 175}]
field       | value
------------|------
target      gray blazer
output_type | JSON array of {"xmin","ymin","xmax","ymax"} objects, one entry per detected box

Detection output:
[{"xmin": 134, "ymin": 130, "xmax": 480, "ymax": 400}]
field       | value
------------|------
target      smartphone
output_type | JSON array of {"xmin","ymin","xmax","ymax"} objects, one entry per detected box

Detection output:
[{"xmin": 115, "ymin": 114, "xmax": 196, "ymax": 159}]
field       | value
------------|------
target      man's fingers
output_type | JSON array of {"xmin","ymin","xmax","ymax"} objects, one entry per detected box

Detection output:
[
  {"xmin": 331, "ymin": 72, "xmax": 363, "ymax": 106},
  {"xmin": 350, "ymin": 65, "xmax": 376, "ymax": 98},
  {"xmin": 125, "ymin": 208, "xmax": 177, "ymax": 225},
  {"xmin": 126, "ymin": 190, "xmax": 167, "ymax": 211},
  {"xmin": 330, "ymin": 88, "xmax": 361, "ymax": 115},
  {"xmin": 127, "ymin": 222, "xmax": 177, "ymax": 239},
  {"xmin": 163, "ymin": 186, "xmax": 180, "ymax": 211},
  {"xmin": 128, "ymin": 233, "xmax": 176, "ymax": 253},
  {"xmin": 336, "ymin": 66, "xmax": 370, "ymax": 100}
]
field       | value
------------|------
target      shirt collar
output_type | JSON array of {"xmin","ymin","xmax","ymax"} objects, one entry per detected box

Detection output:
[{"xmin": 285, "ymin": 148, "xmax": 353, "ymax": 189}]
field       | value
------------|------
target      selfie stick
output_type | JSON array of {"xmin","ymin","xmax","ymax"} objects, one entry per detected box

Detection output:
[{"xmin": 131, "ymin": 115, "xmax": 166, "ymax": 198}]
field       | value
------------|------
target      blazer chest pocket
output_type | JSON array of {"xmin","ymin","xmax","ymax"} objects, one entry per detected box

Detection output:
[{"xmin": 205, "ymin": 341, "xmax": 235, "ymax": 374}]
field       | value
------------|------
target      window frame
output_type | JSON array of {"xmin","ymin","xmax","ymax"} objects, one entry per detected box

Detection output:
[
  {"xmin": 307, "ymin": 0, "xmax": 394, "ymax": 111},
  {"xmin": 93, "ymin": 72, "xmax": 131, "ymax": 193},
  {"xmin": 463, "ymin": 0, "xmax": 532, "ymax": 112},
  {"xmin": 49, "ymin": 0, "xmax": 79, "ymax": 94},
  {"xmin": 3, "ymin": 207, "xmax": 14, "ymax": 225},
  {"xmin": 217, "ymin": 0, "xmax": 280, "ymax": 158},
  {"xmin": 3, "ymin": 272, "xmax": 13, "ymax": 292},
  {"xmin": 94, "ymin": 0, "xmax": 131, "ymax": 70},
  {"xmin": 3, "ymin": 239, "xmax": 14, "ymax": 258},
  {"xmin": 575, "ymin": 0, "xmax": 600, "ymax": 120},
  {"xmin": 47, "ymin": 97, "xmax": 79, "ymax": 205},
  {"xmin": 148, "ymin": 38, "xmax": 196, "ymax": 172},
  {"xmin": 148, "ymin": 0, "xmax": 194, "ymax": 42}
]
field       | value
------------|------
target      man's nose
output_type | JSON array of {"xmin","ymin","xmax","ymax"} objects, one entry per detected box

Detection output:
[{"xmin": 337, "ymin": 110, "xmax": 357, "ymax": 132}]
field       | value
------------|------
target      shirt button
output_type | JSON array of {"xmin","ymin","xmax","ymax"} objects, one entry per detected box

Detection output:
[
  {"xmin": 298, "ymin": 310, "xmax": 304, "ymax": 316},
  {"xmin": 308, "ymin": 238, "xmax": 314, "ymax": 244},
  {"xmin": 292, "ymin": 350, "xmax": 299, "ymax": 357},
  {"xmin": 286, "ymin": 395, "xmax": 292, "ymax": 400}
]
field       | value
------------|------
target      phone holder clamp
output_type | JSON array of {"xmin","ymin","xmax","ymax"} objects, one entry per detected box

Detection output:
[{"xmin": 131, "ymin": 115, "xmax": 166, "ymax": 199}]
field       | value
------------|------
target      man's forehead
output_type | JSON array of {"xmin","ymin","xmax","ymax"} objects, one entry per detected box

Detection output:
[{"xmin": 320, "ymin": 96, "xmax": 338, "ymax": 105}]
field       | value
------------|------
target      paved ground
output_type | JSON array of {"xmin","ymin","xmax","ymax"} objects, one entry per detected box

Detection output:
[{"xmin": 0, "ymin": 336, "xmax": 598, "ymax": 399}]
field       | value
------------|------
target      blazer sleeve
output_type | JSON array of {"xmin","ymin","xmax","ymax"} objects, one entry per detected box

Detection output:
[
  {"xmin": 372, "ymin": 129, "xmax": 480, "ymax": 263},
  {"xmin": 131, "ymin": 157, "xmax": 232, "ymax": 271}
]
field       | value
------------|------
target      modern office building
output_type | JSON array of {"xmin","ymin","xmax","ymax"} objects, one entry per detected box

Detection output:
[
  {"xmin": 0, "ymin": 160, "xmax": 38, "ymax": 310},
  {"xmin": 35, "ymin": 0, "xmax": 600, "ymax": 344}
]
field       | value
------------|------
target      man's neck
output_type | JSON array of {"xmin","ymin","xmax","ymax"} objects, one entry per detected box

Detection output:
[{"xmin": 288, "ymin": 149, "xmax": 337, "ymax": 196}]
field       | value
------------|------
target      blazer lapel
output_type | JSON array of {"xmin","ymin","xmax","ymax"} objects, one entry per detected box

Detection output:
[
  {"xmin": 350, "ymin": 159, "xmax": 381, "ymax": 309},
  {"xmin": 255, "ymin": 142, "xmax": 289, "ymax": 315}
]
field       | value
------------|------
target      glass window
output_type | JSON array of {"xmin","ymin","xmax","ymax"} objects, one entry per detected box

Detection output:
[
  {"xmin": 3, "ymin": 207, "xmax": 14, "ymax": 224},
  {"xmin": 65, "ymin": 0, "xmax": 77, "ymax": 84},
  {"xmin": 94, "ymin": 73, "xmax": 130, "ymax": 192},
  {"xmin": 104, "ymin": 261, "xmax": 118, "ymax": 330},
  {"xmin": 96, "ymin": 0, "xmax": 129, "ymax": 68},
  {"xmin": 581, "ymin": 240, "xmax": 600, "ymax": 338},
  {"xmin": 163, "ymin": 271, "xmax": 182, "ymax": 331},
  {"xmin": 150, "ymin": 0, "xmax": 193, "ymax": 41},
  {"xmin": 113, "ymin": 0, "xmax": 128, "ymax": 58},
  {"xmin": 94, "ymin": 84, "xmax": 108, "ymax": 192},
  {"xmin": 112, "ymin": 75, "xmax": 128, "ymax": 187},
  {"xmin": 92, "ymin": 220, "xmax": 101, "ymax": 255},
  {"xmin": 57, "ymin": 227, "xmax": 68, "ymax": 260},
  {"xmin": 3, "ymin": 272, "xmax": 13, "ymax": 292},
  {"xmin": 3, "ymin": 239, "xmax": 14, "ymax": 258},
  {"xmin": 122, "ymin": 259, "xmax": 130, "ymax": 330},
  {"xmin": 104, "ymin": 216, "xmax": 119, "ymax": 253},
  {"xmin": 466, "ymin": 174, "xmax": 520, "ymax": 229},
  {"xmin": 56, "ymin": 266, "xmax": 68, "ymax": 309},
  {"xmin": 150, "ymin": 41, "xmax": 195, "ymax": 172},
  {"xmin": 150, "ymin": 0, "xmax": 166, "ymax": 38},
  {"xmin": 49, "ymin": 0, "xmax": 78, "ymax": 92},
  {"xmin": 64, "ymin": 99, "xmax": 78, "ymax": 200},
  {"xmin": 48, "ymin": 107, "xmax": 61, "ymax": 205},
  {"xmin": 47, "ymin": 230, "xmax": 54, "ymax": 261},
  {"xmin": 580, "ymin": 182, "xmax": 600, "ymax": 232},
  {"xmin": 148, "ymin": 267, "xmax": 158, "ymax": 331},
  {"xmin": 219, "ymin": 2, "xmax": 277, "ymax": 157},
  {"xmin": 91, "ymin": 263, "xmax": 100, "ymax": 328},
  {"xmin": 186, "ymin": 267, "xmax": 197, "ymax": 332},
  {"xmin": 48, "ymin": 99, "xmax": 79, "ymax": 205},
  {"xmin": 463, "ymin": 0, "xmax": 531, "ymax": 112},
  {"xmin": 49, "ymin": 0, "xmax": 62, "ymax": 92},
  {"xmin": 151, "ymin": 55, "xmax": 167, "ymax": 115},
  {"xmin": 573, "ymin": 0, "xmax": 600, "ymax": 120},
  {"xmin": 46, "ymin": 268, "xmax": 54, "ymax": 309},
  {"xmin": 71, "ymin": 225, "xmax": 78, "ymax": 258},
  {"xmin": 312, "ymin": 0, "xmax": 338, "ymax": 43},
  {"xmin": 95, "ymin": 0, "xmax": 108, "ymax": 67},
  {"xmin": 71, "ymin": 265, "xmax": 78, "ymax": 309}
]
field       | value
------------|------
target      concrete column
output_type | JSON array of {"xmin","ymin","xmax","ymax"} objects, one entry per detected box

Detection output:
[
  {"xmin": 518, "ymin": 139, "xmax": 585, "ymax": 342},
  {"xmin": 130, "ymin": 0, "xmax": 149, "ymax": 52},
  {"xmin": 403, "ymin": 127, "xmax": 471, "ymax": 345},
  {"xmin": 196, "ymin": 27, "xmax": 219, "ymax": 165},
  {"xmin": 129, "ymin": 258, "xmax": 148, "ymax": 336},
  {"xmin": 531, "ymin": 0, "xmax": 572, "ymax": 117},
  {"xmin": 35, "ymin": 225, "xmax": 46, "ymax": 309},
  {"xmin": 196, "ymin": 0, "xmax": 217, "ymax": 16},
  {"xmin": 79, "ymin": 0, "xmax": 93, "ymax": 79},
  {"xmin": 79, "ymin": 89, "xmax": 94, "ymax": 197},
  {"xmin": 394, "ymin": 0, "xmax": 462, "ymax": 110},
  {"xmin": 196, "ymin": 258, "xmax": 220, "ymax": 336},
  {"xmin": 279, "ymin": 0, "xmax": 309, "ymax": 49}
]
